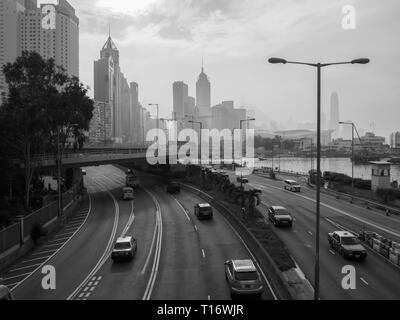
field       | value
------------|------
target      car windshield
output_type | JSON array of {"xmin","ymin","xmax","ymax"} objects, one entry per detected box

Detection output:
[
  {"xmin": 341, "ymin": 237, "xmax": 360, "ymax": 245},
  {"xmin": 274, "ymin": 209, "xmax": 289, "ymax": 216},
  {"xmin": 114, "ymin": 242, "xmax": 131, "ymax": 250},
  {"xmin": 235, "ymin": 271, "xmax": 258, "ymax": 281}
]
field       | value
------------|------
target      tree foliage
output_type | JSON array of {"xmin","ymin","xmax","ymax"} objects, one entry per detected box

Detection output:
[{"xmin": 0, "ymin": 51, "xmax": 94, "ymax": 211}]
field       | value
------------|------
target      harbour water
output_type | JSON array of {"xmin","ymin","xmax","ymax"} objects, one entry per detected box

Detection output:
[{"xmin": 255, "ymin": 157, "xmax": 400, "ymax": 182}]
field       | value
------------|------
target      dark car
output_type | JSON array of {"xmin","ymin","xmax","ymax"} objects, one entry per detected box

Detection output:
[
  {"xmin": 237, "ymin": 177, "xmax": 249, "ymax": 184},
  {"xmin": 111, "ymin": 236, "xmax": 137, "ymax": 262},
  {"xmin": 195, "ymin": 203, "xmax": 213, "ymax": 220},
  {"xmin": 328, "ymin": 231, "xmax": 367, "ymax": 260},
  {"xmin": 268, "ymin": 206, "xmax": 293, "ymax": 228},
  {"xmin": 167, "ymin": 182, "xmax": 181, "ymax": 194}
]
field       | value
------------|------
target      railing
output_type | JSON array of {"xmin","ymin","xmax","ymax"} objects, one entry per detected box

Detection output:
[{"xmin": 0, "ymin": 185, "xmax": 81, "ymax": 257}]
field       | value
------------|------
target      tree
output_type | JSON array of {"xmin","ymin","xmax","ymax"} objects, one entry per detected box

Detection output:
[{"xmin": 0, "ymin": 51, "xmax": 93, "ymax": 210}]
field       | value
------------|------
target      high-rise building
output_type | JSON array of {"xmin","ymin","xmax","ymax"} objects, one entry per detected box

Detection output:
[
  {"xmin": 329, "ymin": 92, "xmax": 340, "ymax": 133},
  {"xmin": 173, "ymin": 81, "xmax": 188, "ymax": 130},
  {"xmin": 390, "ymin": 132, "xmax": 400, "ymax": 150},
  {"xmin": 93, "ymin": 34, "xmax": 131, "ymax": 143},
  {"xmin": 0, "ymin": 0, "xmax": 79, "ymax": 104},
  {"xmin": 196, "ymin": 62, "xmax": 211, "ymax": 128}
]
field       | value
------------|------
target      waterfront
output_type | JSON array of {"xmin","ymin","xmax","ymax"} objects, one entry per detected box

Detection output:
[{"xmin": 256, "ymin": 157, "xmax": 400, "ymax": 182}]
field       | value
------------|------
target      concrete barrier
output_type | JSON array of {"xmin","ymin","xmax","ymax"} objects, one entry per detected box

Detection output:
[{"xmin": 180, "ymin": 182, "xmax": 314, "ymax": 300}]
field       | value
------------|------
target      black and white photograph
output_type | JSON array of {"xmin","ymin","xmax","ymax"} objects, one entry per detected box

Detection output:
[{"xmin": 0, "ymin": 0, "xmax": 400, "ymax": 309}]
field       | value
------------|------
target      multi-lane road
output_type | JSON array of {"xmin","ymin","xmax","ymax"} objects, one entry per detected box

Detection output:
[
  {"xmin": 2, "ymin": 165, "xmax": 276, "ymax": 300},
  {"xmin": 3, "ymin": 165, "xmax": 400, "ymax": 300},
  {"xmin": 236, "ymin": 171, "xmax": 400, "ymax": 300}
]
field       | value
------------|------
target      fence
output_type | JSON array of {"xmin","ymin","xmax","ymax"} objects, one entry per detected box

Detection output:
[{"xmin": 0, "ymin": 186, "xmax": 80, "ymax": 257}]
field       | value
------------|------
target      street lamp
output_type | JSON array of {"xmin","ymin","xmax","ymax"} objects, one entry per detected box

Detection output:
[
  {"xmin": 189, "ymin": 120, "xmax": 203, "ymax": 176},
  {"xmin": 268, "ymin": 56, "xmax": 369, "ymax": 300},
  {"xmin": 339, "ymin": 121, "xmax": 355, "ymax": 190}
]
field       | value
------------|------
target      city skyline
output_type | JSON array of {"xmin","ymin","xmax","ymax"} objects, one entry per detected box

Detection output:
[{"xmin": 34, "ymin": 0, "xmax": 400, "ymax": 140}]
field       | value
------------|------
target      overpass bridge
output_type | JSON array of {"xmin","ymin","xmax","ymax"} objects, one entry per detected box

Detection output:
[{"xmin": 14, "ymin": 147, "xmax": 164, "ymax": 169}]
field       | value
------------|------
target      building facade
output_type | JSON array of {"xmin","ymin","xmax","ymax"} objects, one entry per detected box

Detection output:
[
  {"xmin": 390, "ymin": 132, "xmax": 400, "ymax": 150},
  {"xmin": 0, "ymin": 0, "xmax": 78, "ymax": 104}
]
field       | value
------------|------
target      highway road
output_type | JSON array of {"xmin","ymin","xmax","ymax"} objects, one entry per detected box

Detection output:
[
  {"xmin": 2, "ymin": 165, "xmax": 276, "ymax": 300},
  {"xmin": 230, "ymin": 171, "xmax": 400, "ymax": 300}
]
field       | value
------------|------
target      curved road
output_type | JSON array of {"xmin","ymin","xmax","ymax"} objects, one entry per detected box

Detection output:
[
  {"xmin": 231, "ymin": 171, "xmax": 400, "ymax": 300},
  {"xmin": 4, "ymin": 165, "xmax": 276, "ymax": 300}
]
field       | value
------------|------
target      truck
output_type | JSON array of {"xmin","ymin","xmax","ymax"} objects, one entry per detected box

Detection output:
[{"xmin": 328, "ymin": 231, "xmax": 367, "ymax": 260}]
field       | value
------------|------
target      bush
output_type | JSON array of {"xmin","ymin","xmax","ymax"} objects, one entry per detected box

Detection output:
[
  {"xmin": 31, "ymin": 222, "xmax": 46, "ymax": 245},
  {"xmin": 376, "ymin": 188, "xmax": 400, "ymax": 203}
]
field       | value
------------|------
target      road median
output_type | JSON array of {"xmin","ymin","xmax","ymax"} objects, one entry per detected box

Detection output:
[{"xmin": 180, "ymin": 181, "xmax": 314, "ymax": 300}]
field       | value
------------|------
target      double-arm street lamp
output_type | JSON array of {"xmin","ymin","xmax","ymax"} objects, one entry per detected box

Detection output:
[{"xmin": 268, "ymin": 57, "xmax": 370, "ymax": 300}]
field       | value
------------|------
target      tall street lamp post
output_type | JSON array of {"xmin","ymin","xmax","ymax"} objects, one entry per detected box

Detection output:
[{"xmin": 268, "ymin": 57, "xmax": 369, "ymax": 300}]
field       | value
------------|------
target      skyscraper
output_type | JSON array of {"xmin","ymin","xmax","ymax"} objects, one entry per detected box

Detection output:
[
  {"xmin": 196, "ymin": 61, "xmax": 211, "ymax": 128},
  {"xmin": 93, "ymin": 34, "xmax": 131, "ymax": 143},
  {"xmin": 173, "ymin": 81, "xmax": 188, "ymax": 130},
  {"xmin": 329, "ymin": 92, "xmax": 340, "ymax": 133},
  {"xmin": 0, "ymin": 0, "xmax": 79, "ymax": 103}
]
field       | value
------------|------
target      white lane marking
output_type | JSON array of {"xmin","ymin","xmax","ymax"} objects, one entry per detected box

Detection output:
[
  {"xmin": 251, "ymin": 182, "xmax": 400, "ymax": 238},
  {"xmin": 46, "ymin": 237, "xmax": 70, "ymax": 244},
  {"xmin": 202, "ymin": 249, "xmax": 206, "ymax": 259},
  {"xmin": 141, "ymin": 204, "xmax": 159, "ymax": 275},
  {"xmin": 208, "ymin": 295, "xmax": 211, "ymax": 300},
  {"xmin": 1, "ymin": 272, "xmax": 32, "ymax": 281},
  {"xmin": 142, "ymin": 188, "xmax": 163, "ymax": 301},
  {"xmin": 67, "ymin": 177, "xmax": 119, "ymax": 300},
  {"xmin": 20, "ymin": 256, "xmax": 52, "ymax": 264},
  {"xmin": 194, "ymin": 225, "xmax": 198, "ymax": 232},
  {"xmin": 329, "ymin": 250, "xmax": 336, "ymax": 255},
  {"xmin": 360, "ymin": 277, "xmax": 369, "ymax": 285},
  {"xmin": 90, "ymin": 287, "xmax": 95, "ymax": 292},
  {"xmin": 83, "ymin": 287, "xmax": 89, "ymax": 292},
  {"xmin": 79, "ymin": 293, "xmax": 85, "ymax": 298},
  {"xmin": 54, "ymin": 232, "xmax": 75, "ymax": 238},
  {"xmin": 41, "ymin": 243, "xmax": 64, "ymax": 249},
  {"xmin": 85, "ymin": 293, "xmax": 91, "ymax": 298},
  {"xmin": 308, "ymin": 231, "xmax": 313, "ymax": 236},
  {"xmin": 172, "ymin": 196, "xmax": 191, "ymax": 221},
  {"xmin": 31, "ymin": 249, "xmax": 57, "ymax": 256},
  {"xmin": 9, "ymin": 264, "xmax": 42, "ymax": 273},
  {"xmin": 181, "ymin": 183, "xmax": 278, "ymax": 300},
  {"xmin": 122, "ymin": 200, "xmax": 135, "ymax": 237}
]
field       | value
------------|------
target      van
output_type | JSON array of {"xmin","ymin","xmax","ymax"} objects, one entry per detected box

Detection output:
[
  {"xmin": 122, "ymin": 187, "xmax": 135, "ymax": 200},
  {"xmin": 194, "ymin": 203, "xmax": 213, "ymax": 220},
  {"xmin": 284, "ymin": 179, "xmax": 301, "ymax": 192}
]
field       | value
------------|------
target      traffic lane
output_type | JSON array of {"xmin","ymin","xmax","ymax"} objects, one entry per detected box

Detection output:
[
  {"xmin": 257, "ymin": 185, "xmax": 400, "ymax": 299},
  {"xmin": 149, "ymin": 185, "xmax": 210, "ymax": 300},
  {"xmin": 86, "ymin": 188, "xmax": 157, "ymax": 300},
  {"xmin": 13, "ymin": 175, "xmax": 117, "ymax": 300},
  {"xmin": 249, "ymin": 174, "xmax": 400, "ymax": 241},
  {"xmin": 259, "ymin": 193, "xmax": 358, "ymax": 300},
  {"xmin": 175, "ymin": 189, "xmax": 275, "ymax": 300}
]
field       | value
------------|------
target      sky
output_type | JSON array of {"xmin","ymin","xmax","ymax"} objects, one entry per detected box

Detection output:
[{"xmin": 39, "ymin": 0, "xmax": 400, "ymax": 139}]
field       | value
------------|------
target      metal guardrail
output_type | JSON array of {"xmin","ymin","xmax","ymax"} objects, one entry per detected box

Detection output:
[{"xmin": 307, "ymin": 182, "xmax": 400, "ymax": 215}]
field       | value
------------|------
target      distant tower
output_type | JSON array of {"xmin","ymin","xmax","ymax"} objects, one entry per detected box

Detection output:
[
  {"xmin": 196, "ymin": 57, "xmax": 211, "ymax": 109},
  {"xmin": 329, "ymin": 92, "xmax": 340, "ymax": 132}
]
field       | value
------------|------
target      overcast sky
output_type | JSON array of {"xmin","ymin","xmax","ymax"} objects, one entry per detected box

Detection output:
[{"xmin": 40, "ymin": 0, "xmax": 400, "ymax": 139}]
